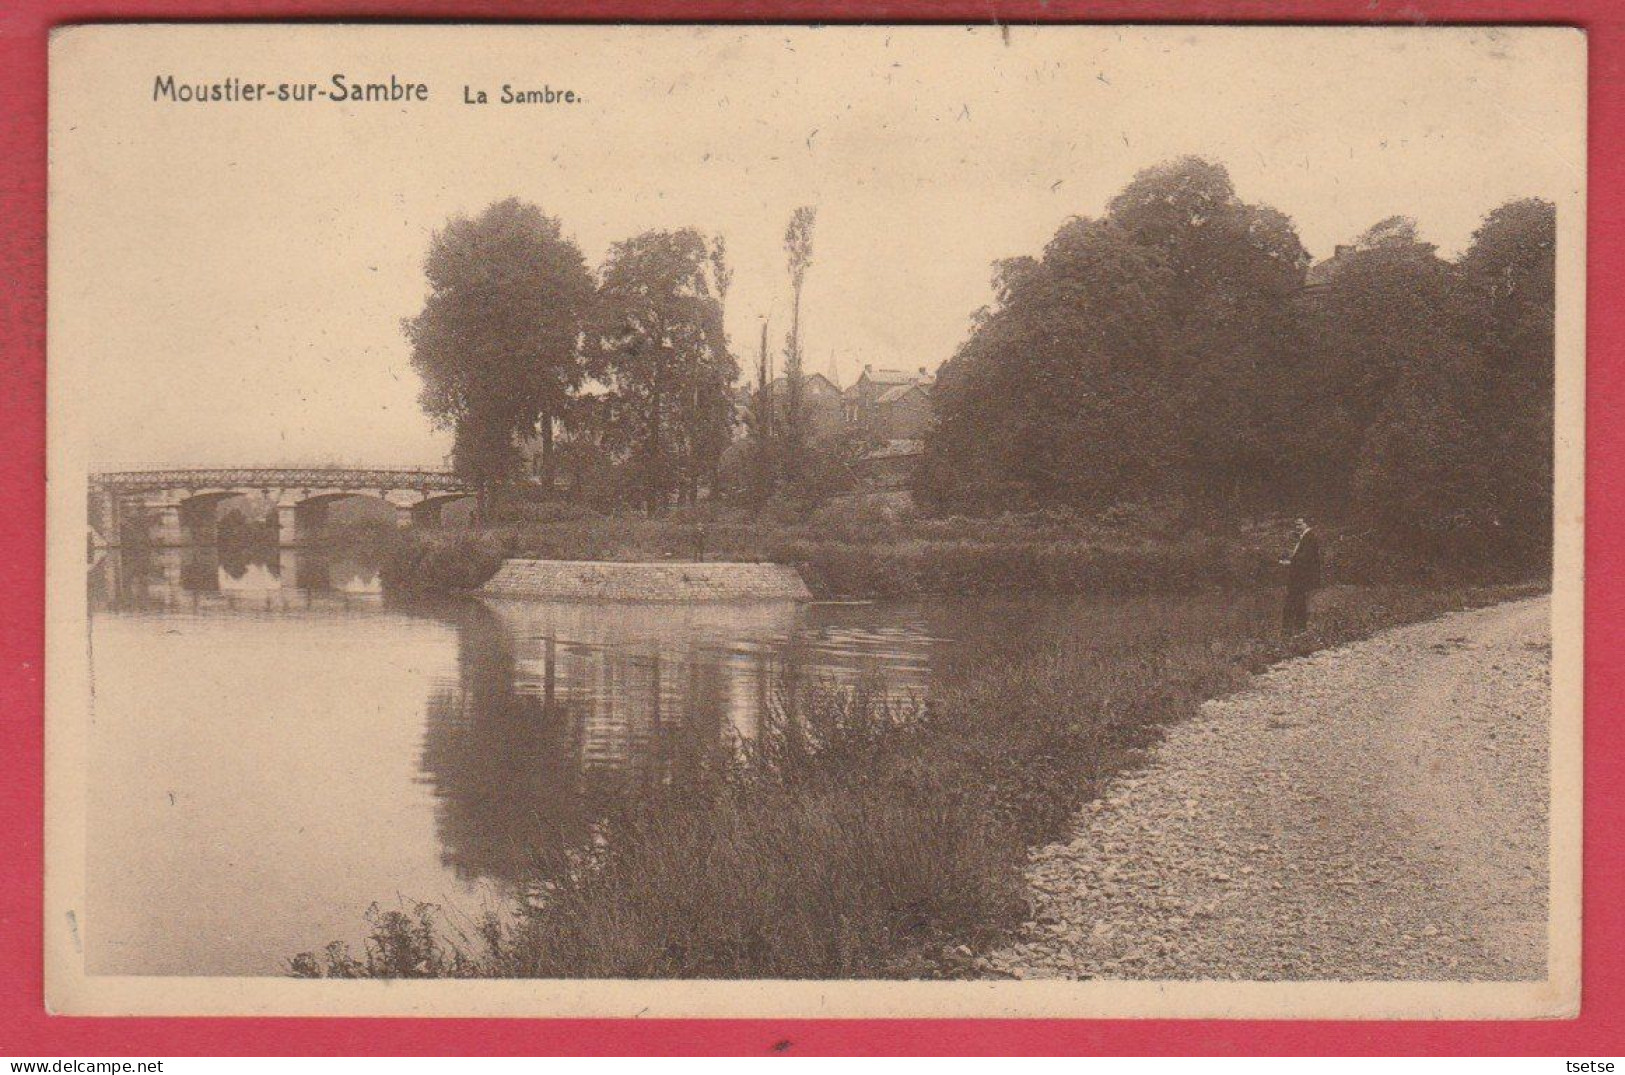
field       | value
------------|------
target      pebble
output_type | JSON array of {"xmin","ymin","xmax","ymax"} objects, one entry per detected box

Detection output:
[{"xmin": 983, "ymin": 597, "xmax": 1552, "ymax": 982}]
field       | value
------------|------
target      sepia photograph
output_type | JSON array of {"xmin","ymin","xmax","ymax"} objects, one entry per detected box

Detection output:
[{"xmin": 44, "ymin": 22, "xmax": 1583, "ymax": 1019}]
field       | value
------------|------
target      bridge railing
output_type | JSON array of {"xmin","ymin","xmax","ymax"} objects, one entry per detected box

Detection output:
[{"xmin": 89, "ymin": 467, "xmax": 472, "ymax": 492}]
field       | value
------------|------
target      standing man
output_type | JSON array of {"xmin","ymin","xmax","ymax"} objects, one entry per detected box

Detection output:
[{"xmin": 1279, "ymin": 518, "xmax": 1323, "ymax": 633}]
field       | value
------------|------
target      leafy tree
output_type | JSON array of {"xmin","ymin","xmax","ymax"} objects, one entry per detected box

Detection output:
[
  {"xmin": 1303, "ymin": 203, "xmax": 1554, "ymax": 573},
  {"xmin": 1458, "ymin": 198, "xmax": 1557, "ymax": 571},
  {"xmin": 917, "ymin": 159, "xmax": 1557, "ymax": 579},
  {"xmin": 920, "ymin": 159, "xmax": 1310, "ymax": 515},
  {"xmin": 1292, "ymin": 217, "xmax": 1461, "ymax": 514},
  {"xmin": 917, "ymin": 219, "xmax": 1177, "ymax": 512},
  {"xmin": 779, "ymin": 206, "xmax": 818, "ymax": 491},
  {"xmin": 550, "ymin": 396, "xmax": 632, "ymax": 510},
  {"xmin": 1349, "ymin": 343, "xmax": 1496, "ymax": 567},
  {"xmin": 593, "ymin": 229, "xmax": 738, "ymax": 513},
  {"xmin": 404, "ymin": 198, "xmax": 594, "ymax": 514},
  {"xmin": 1459, "ymin": 199, "xmax": 1556, "ymax": 387},
  {"xmin": 1106, "ymin": 157, "xmax": 1310, "ymax": 510},
  {"xmin": 921, "ymin": 159, "xmax": 1319, "ymax": 515}
]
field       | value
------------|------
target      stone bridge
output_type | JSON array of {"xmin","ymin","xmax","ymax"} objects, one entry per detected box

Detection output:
[{"xmin": 89, "ymin": 467, "xmax": 475, "ymax": 547}]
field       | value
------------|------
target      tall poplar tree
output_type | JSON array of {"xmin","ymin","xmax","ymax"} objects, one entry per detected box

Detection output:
[{"xmin": 779, "ymin": 206, "xmax": 818, "ymax": 491}]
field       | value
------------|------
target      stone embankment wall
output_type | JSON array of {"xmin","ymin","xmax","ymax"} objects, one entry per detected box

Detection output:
[{"xmin": 480, "ymin": 559, "xmax": 813, "ymax": 602}]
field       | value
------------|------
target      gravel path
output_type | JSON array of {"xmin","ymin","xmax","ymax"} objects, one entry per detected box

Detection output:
[{"xmin": 983, "ymin": 596, "xmax": 1551, "ymax": 982}]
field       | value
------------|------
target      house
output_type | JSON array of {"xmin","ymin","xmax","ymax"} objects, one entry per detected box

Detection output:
[
  {"xmin": 758, "ymin": 371, "xmax": 844, "ymax": 439},
  {"xmin": 854, "ymin": 438, "xmax": 925, "ymax": 490},
  {"xmin": 843, "ymin": 365, "xmax": 936, "ymax": 439},
  {"xmin": 873, "ymin": 383, "xmax": 933, "ymax": 440},
  {"xmin": 1304, "ymin": 243, "xmax": 1355, "ymax": 288},
  {"xmin": 1298, "ymin": 244, "xmax": 1356, "ymax": 307},
  {"xmin": 729, "ymin": 384, "xmax": 755, "ymax": 439}
]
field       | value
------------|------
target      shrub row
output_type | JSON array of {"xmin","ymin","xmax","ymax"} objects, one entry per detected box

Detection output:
[{"xmin": 783, "ymin": 537, "xmax": 1239, "ymax": 600}]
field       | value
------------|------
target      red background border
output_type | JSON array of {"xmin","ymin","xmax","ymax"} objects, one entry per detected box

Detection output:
[{"xmin": 1, "ymin": 0, "xmax": 1618, "ymax": 1056}]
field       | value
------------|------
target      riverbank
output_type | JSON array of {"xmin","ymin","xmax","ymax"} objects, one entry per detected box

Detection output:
[
  {"xmin": 985, "ymin": 596, "xmax": 1550, "ymax": 981},
  {"xmin": 481, "ymin": 559, "xmax": 813, "ymax": 602},
  {"xmin": 382, "ymin": 500, "xmax": 1525, "ymax": 601},
  {"xmin": 291, "ymin": 579, "xmax": 1545, "ymax": 980},
  {"xmin": 380, "ymin": 506, "xmax": 1291, "ymax": 600}
]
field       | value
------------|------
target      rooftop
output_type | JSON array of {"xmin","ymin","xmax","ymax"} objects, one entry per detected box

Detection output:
[
  {"xmin": 861, "ymin": 438, "xmax": 925, "ymax": 461},
  {"xmin": 875, "ymin": 383, "xmax": 929, "ymax": 405},
  {"xmin": 859, "ymin": 365, "xmax": 936, "ymax": 386}
]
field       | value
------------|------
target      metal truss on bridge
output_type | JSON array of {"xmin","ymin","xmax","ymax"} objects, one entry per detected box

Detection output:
[{"xmin": 90, "ymin": 467, "xmax": 471, "ymax": 494}]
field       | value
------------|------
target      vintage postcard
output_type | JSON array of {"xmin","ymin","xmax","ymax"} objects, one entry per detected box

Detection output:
[{"xmin": 45, "ymin": 23, "xmax": 1584, "ymax": 1018}]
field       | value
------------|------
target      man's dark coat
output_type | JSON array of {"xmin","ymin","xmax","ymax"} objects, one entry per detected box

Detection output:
[{"xmin": 1287, "ymin": 528, "xmax": 1323, "ymax": 594}]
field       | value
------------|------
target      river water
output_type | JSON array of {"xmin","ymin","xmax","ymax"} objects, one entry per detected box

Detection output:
[{"xmin": 85, "ymin": 547, "xmax": 953, "ymax": 976}]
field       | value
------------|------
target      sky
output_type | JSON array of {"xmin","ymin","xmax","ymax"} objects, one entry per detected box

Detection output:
[{"xmin": 52, "ymin": 24, "xmax": 1585, "ymax": 468}]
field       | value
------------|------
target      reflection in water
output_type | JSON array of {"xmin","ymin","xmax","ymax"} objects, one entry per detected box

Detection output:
[
  {"xmin": 418, "ymin": 603, "xmax": 598, "ymax": 885},
  {"xmin": 90, "ymin": 546, "xmax": 383, "ymax": 613},
  {"xmin": 86, "ymin": 547, "xmax": 942, "ymax": 974},
  {"xmin": 413, "ymin": 600, "xmax": 888, "ymax": 886}
]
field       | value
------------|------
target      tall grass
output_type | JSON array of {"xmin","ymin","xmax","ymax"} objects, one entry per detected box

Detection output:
[
  {"xmin": 389, "ymin": 503, "xmax": 1252, "ymax": 600},
  {"xmin": 784, "ymin": 536, "xmax": 1241, "ymax": 600},
  {"xmin": 292, "ymin": 580, "xmax": 1542, "ymax": 979}
]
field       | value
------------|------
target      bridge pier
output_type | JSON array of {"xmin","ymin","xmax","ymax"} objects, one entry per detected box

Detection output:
[
  {"xmin": 276, "ymin": 503, "xmax": 299, "ymax": 548},
  {"xmin": 88, "ymin": 487, "xmax": 121, "ymax": 548},
  {"xmin": 154, "ymin": 505, "xmax": 184, "ymax": 547},
  {"xmin": 395, "ymin": 504, "xmax": 415, "ymax": 531}
]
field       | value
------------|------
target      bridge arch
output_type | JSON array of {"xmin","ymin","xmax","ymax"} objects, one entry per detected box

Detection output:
[
  {"xmin": 174, "ymin": 489, "xmax": 272, "ymax": 546},
  {"xmin": 409, "ymin": 492, "xmax": 476, "ymax": 529},
  {"xmin": 89, "ymin": 468, "xmax": 476, "ymax": 547},
  {"xmin": 283, "ymin": 491, "xmax": 408, "ymax": 545}
]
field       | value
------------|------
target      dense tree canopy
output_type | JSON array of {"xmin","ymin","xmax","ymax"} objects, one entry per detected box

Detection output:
[
  {"xmin": 404, "ymin": 198, "xmax": 594, "ymax": 508},
  {"xmin": 406, "ymin": 164, "xmax": 1557, "ymax": 578},
  {"xmin": 917, "ymin": 158, "xmax": 1557, "ymax": 577},
  {"xmin": 592, "ymin": 228, "xmax": 739, "ymax": 513},
  {"xmin": 1456, "ymin": 199, "xmax": 1558, "ymax": 569}
]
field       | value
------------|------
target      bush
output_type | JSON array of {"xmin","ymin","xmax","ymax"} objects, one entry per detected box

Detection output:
[
  {"xmin": 289, "ymin": 901, "xmax": 499, "ymax": 979},
  {"xmin": 381, "ymin": 532, "xmax": 506, "ymax": 594},
  {"xmin": 490, "ymin": 500, "xmax": 606, "ymax": 526},
  {"xmin": 309, "ymin": 517, "xmax": 405, "ymax": 552},
  {"xmin": 782, "ymin": 537, "xmax": 1233, "ymax": 600},
  {"xmin": 805, "ymin": 499, "xmax": 899, "ymax": 544}
]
